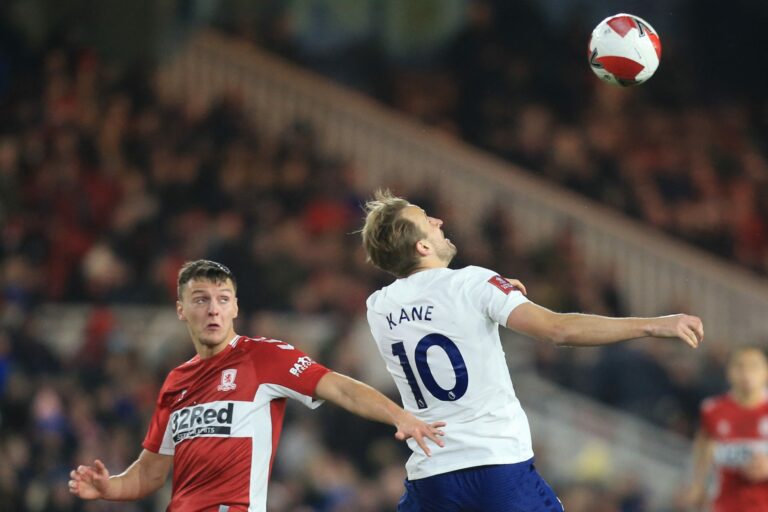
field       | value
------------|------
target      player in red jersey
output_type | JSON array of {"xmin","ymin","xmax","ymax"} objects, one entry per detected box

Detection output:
[
  {"xmin": 68, "ymin": 259, "xmax": 446, "ymax": 511},
  {"xmin": 683, "ymin": 346, "xmax": 768, "ymax": 511}
]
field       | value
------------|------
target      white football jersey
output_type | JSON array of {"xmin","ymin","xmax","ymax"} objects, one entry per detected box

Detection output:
[{"xmin": 366, "ymin": 265, "xmax": 533, "ymax": 480}]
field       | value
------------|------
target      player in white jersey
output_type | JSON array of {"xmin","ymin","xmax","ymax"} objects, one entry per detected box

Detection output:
[
  {"xmin": 68, "ymin": 259, "xmax": 445, "ymax": 511},
  {"xmin": 361, "ymin": 190, "xmax": 704, "ymax": 512}
]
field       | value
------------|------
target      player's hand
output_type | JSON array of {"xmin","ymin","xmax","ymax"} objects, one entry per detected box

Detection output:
[
  {"xmin": 394, "ymin": 412, "xmax": 446, "ymax": 457},
  {"xmin": 504, "ymin": 278, "xmax": 527, "ymax": 296},
  {"xmin": 68, "ymin": 459, "xmax": 112, "ymax": 499},
  {"xmin": 650, "ymin": 314, "xmax": 704, "ymax": 348},
  {"xmin": 743, "ymin": 452, "xmax": 768, "ymax": 482}
]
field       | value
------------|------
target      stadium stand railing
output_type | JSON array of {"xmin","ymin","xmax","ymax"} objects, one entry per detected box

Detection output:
[
  {"xmin": 157, "ymin": 31, "xmax": 768, "ymax": 349},
  {"xmin": 518, "ymin": 370, "xmax": 690, "ymax": 506}
]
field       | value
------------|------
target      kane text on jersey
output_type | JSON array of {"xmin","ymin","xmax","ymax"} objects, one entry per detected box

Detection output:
[{"xmin": 387, "ymin": 305, "xmax": 434, "ymax": 330}]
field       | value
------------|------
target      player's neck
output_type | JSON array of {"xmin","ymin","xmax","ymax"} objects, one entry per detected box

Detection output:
[
  {"xmin": 731, "ymin": 388, "xmax": 767, "ymax": 407},
  {"xmin": 408, "ymin": 257, "xmax": 448, "ymax": 276},
  {"xmin": 193, "ymin": 331, "xmax": 237, "ymax": 359}
]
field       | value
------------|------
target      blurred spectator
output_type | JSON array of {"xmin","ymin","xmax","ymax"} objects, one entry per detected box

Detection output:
[{"xmin": 248, "ymin": 0, "xmax": 768, "ymax": 276}]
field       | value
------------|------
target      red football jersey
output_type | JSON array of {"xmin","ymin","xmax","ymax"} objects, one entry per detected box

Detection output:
[
  {"xmin": 143, "ymin": 335, "xmax": 331, "ymax": 512},
  {"xmin": 700, "ymin": 393, "xmax": 768, "ymax": 512}
]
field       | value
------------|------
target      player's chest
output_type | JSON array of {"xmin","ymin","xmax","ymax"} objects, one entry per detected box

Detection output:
[
  {"xmin": 164, "ymin": 363, "xmax": 271, "ymax": 444},
  {"xmin": 171, "ymin": 363, "xmax": 260, "ymax": 409},
  {"xmin": 713, "ymin": 409, "xmax": 768, "ymax": 440}
]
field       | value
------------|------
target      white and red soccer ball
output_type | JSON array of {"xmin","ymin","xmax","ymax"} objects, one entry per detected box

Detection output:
[{"xmin": 588, "ymin": 13, "xmax": 662, "ymax": 86}]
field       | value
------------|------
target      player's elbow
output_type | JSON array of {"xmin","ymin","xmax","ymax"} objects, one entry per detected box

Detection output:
[
  {"xmin": 507, "ymin": 322, "xmax": 571, "ymax": 346},
  {"xmin": 137, "ymin": 451, "xmax": 172, "ymax": 497},
  {"xmin": 530, "ymin": 323, "xmax": 568, "ymax": 346},
  {"xmin": 544, "ymin": 316, "xmax": 576, "ymax": 347},
  {"xmin": 546, "ymin": 329, "xmax": 571, "ymax": 347},
  {"xmin": 542, "ymin": 332, "xmax": 560, "ymax": 346}
]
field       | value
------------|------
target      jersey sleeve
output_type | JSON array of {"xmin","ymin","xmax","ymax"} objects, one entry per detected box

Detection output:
[
  {"xmin": 462, "ymin": 266, "xmax": 530, "ymax": 326},
  {"xmin": 142, "ymin": 376, "xmax": 177, "ymax": 456},
  {"xmin": 253, "ymin": 340, "xmax": 332, "ymax": 409}
]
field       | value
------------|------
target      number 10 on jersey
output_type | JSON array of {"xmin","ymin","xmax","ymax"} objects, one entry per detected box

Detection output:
[{"xmin": 392, "ymin": 334, "xmax": 469, "ymax": 409}]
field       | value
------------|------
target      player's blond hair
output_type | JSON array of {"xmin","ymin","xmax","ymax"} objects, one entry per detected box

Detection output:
[{"xmin": 361, "ymin": 189, "xmax": 425, "ymax": 278}]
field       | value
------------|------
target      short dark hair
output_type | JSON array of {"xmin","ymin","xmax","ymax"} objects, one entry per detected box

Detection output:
[
  {"xmin": 361, "ymin": 189, "xmax": 424, "ymax": 278},
  {"xmin": 177, "ymin": 260, "xmax": 237, "ymax": 298}
]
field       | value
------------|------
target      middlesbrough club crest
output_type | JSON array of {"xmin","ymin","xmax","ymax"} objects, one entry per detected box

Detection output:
[{"xmin": 217, "ymin": 369, "xmax": 238, "ymax": 391}]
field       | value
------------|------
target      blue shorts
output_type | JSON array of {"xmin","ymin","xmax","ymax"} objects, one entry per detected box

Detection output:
[{"xmin": 398, "ymin": 458, "xmax": 564, "ymax": 512}]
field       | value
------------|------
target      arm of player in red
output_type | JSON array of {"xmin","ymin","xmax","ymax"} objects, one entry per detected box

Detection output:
[
  {"xmin": 506, "ymin": 302, "xmax": 704, "ymax": 348},
  {"xmin": 314, "ymin": 372, "xmax": 446, "ymax": 456},
  {"xmin": 679, "ymin": 428, "xmax": 714, "ymax": 508},
  {"xmin": 69, "ymin": 449, "xmax": 172, "ymax": 501}
]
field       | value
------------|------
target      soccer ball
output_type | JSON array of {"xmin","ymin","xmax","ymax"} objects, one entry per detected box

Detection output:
[{"xmin": 588, "ymin": 13, "xmax": 661, "ymax": 86}]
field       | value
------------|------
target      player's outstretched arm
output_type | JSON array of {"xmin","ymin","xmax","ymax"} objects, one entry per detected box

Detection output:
[
  {"xmin": 314, "ymin": 372, "xmax": 446, "ymax": 456},
  {"xmin": 69, "ymin": 449, "xmax": 172, "ymax": 501},
  {"xmin": 680, "ymin": 429, "xmax": 714, "ymax": 508},
  {"xmin": 506, "ymin": 302, "xmax": 703, "ymax": 348}
]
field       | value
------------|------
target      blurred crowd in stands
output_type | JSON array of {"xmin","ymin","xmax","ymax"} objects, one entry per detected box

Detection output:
[
  {"xmin": 0, "ymin": 4, "xmax": 762, "ymax": 510},
  {"xmin": 246, "ymin": 0, "xmax": 768, "ymax": 276}
]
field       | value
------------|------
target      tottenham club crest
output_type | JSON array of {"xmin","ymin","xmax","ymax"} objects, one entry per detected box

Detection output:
[{"xmin": 217, "ymin": 369, "xmax": 238, "ymax": 391}]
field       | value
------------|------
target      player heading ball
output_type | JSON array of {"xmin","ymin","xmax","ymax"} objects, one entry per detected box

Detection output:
[{"xmin": 361, "ymin": 189, "xmax": 703, "ymax": 512}]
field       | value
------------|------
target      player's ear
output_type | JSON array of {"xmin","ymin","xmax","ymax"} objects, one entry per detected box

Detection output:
[
  {"xmin": 233, "ymin": 297, "xmax": 239, "ymax": 319},
  {"xmin": 415, "ymin": 239, "xmax": 430, "ymax": 257},
  {"xmin": 176, "ymin": 300, "xmax": 185, "ymax": 320}
]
